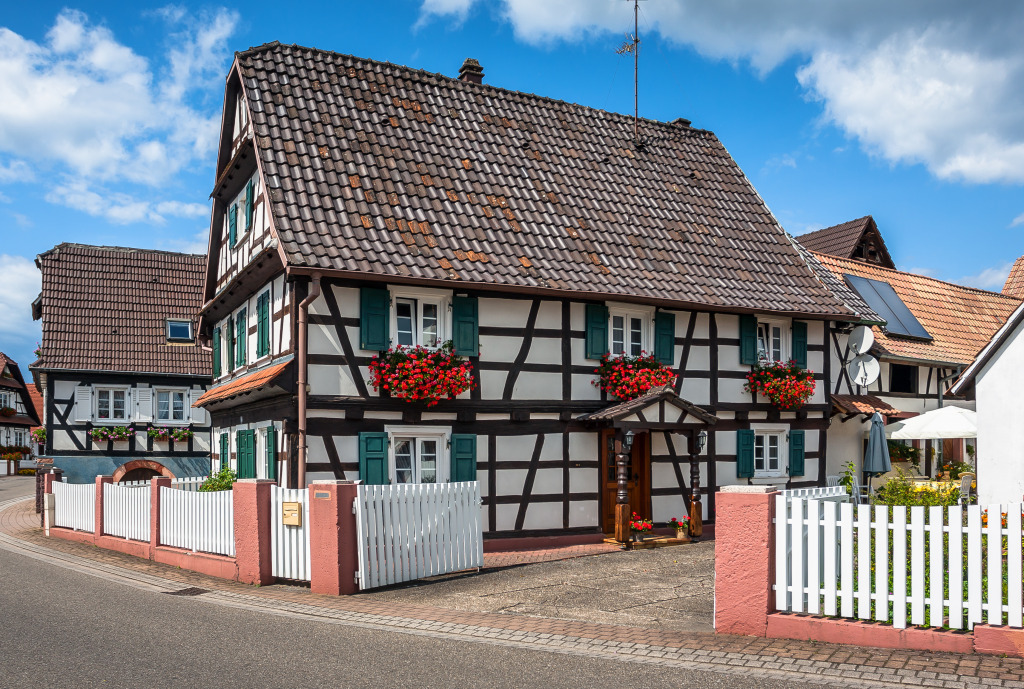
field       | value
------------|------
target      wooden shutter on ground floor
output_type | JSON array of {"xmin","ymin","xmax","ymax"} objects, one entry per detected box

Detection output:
[
  {"xmin": 739, "ymin": 315, "xmax": 758, "ymax": 365},
  {"xmin": 450, "ymin": 434, "xmax": 477, "ymax": 482},
  {"xmin": 585, "ymin": 304, "xmax": 609, "ymax": 360},
  {"xmin": 73, "ymin": 386, "xmax": 92, "ymax": 422},
  {"xmin": 236, "ymin": 430, "xmax": 256, "ymax": 479},
  {"xmin": 360, "ymin": 287, "xmax": 389, "ymax": 351},
  {"xmin": 265, "ymin": 426, "xmax": 277, "ymax": 481},
  {"xmin": 788, "ymin": 430, "xmax": 805, "ymax": 477},
  {"xmin": 359, "ymin": 432, "xmax": 389, "ymax": 485},
  {"xmin": 792, "ymin": 321, "xmax": 808, "ymax": 369},
  {"xmin": 219, "ymin": 433, "xmax": 229, "ymax": 470},
  {"xmin": 654, "ymin": 311, "xmax": 676, "ymax": 365},
  {"xmin": 737, "ymin": 429, "xmax": 755, "ymax": 478},
  {"xmin": 452, "ymin": 296, "xmax": 479, "ymax": 356}
]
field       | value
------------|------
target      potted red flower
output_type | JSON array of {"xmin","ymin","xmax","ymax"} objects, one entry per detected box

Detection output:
[
  {"xmin": 744, "ymin": 360, "xmax": 815, "ymax": 410},
  {"xmin": 369, "ymin": 340, "xmax": 475, "ymax": 407},
  {"xmin": 668, "ymin": 516, "xmax": 691, "ymax": 541},
  {"xmin": 0, "ymin": 407, "xmax": 15, "ymax": 417},
  {"xmin": 629, "ymin": 512, "xmax": 654, "ymax": 542},
  {"xmin": 593, "ymin": 352, "xmax": 675, "ymax": 401}
]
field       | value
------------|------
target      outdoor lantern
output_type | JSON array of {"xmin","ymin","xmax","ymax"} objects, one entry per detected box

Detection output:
[
  {"xmin": 697, "ymin": 429, "xmax": 708, "ymax": 453},
  {"xmin": 622, "ymin": 429, "xmax": 635, "ymax": 453}
]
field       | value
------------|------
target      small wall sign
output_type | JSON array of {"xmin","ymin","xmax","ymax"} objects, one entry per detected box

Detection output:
[
  {"xmin": 282, "ymin": 501, "xmax": 302, "ymax": 526},
  {"xmin": 314, "ymin": 491, "xmax": 331, "ymax": 500}
]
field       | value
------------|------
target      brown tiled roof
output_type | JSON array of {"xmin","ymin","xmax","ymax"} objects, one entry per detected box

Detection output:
[
  {"xmin": 798, "ymin": 217, "xmax": 872, "ymax": 257},
  {"xmin": 814, "ymin": 253, "xmax": 1020, "ymax": 366},
  {"xmin": 1003, "ymin": 256, "xmax": 1024, "ymax": 299},
  {"xmin": 34, "ymin": 244, "xmax": 210, "ymax": 376},
  {"xmin": 576, "ymin": 385, "xmax": 717, "ymax": 425},
  {"xmin": 831, "ymin": 394, "xmax": 899, "ymax": 416},
  {"xmin": 790, "ymin": 238, "xmax": 883, "ymax": 324},
  {"xmin": 192, "ymin": 361, "xmax": 290, "ymax": 407},
  {"xmin": 233, "ymin": 43, "xmax": 854, "ymax": 319}
]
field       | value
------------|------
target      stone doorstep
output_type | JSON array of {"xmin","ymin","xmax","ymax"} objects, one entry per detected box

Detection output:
[{"xmin": 602, "ymin": 536, "xmax": 694, "ymax": 549}]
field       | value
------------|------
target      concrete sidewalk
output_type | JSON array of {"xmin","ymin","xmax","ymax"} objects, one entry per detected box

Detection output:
[{"xmin": 4, "ymin": 495, "xmax": 1023, "ymax": 687}]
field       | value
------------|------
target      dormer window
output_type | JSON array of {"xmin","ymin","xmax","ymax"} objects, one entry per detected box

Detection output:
[{"xmin": 167, "ymin": 319, "xmax": 194, "ymax": 342}]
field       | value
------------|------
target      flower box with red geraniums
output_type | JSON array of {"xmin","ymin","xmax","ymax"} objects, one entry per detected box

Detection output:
[
  {"xmin": 147, "ymin": 426, "xmax": 194, "ymax": 442},
  {"xmin": 593, "ymin": 352, "xmax": 675, "ymax": 401},
  {"xmin": 744, "ymin": 360, "xmax": 816, "ymax": 410},
  {"xmin": 0, "ymin": 407, "xmax": 15, "ymax": 417},
  {"xmin": 90, "ymin": 426, "xmax": 135, "ymax": 442},
  {"xmin": 369, "ymin": 340, "xmax": 475, "ymax": 407}
]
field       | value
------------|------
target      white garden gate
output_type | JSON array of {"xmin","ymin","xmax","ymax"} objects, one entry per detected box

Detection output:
[{"xmin": 271, "ymin": 485, "xmax": 311, "ymax": 581}]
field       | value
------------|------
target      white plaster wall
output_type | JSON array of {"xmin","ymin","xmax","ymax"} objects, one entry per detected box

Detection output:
[{"xmin": 974, "ymin": 317, "xmax": 1024, "ymax": 505}]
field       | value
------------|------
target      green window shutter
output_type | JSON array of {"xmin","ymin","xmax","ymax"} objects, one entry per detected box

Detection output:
[
  {"xmin": 452, "ymin": 296, "xmax": 479, "ymax": 356},
  {"xmin": 792, "ymin": 321, "xmax": 808, "ymax": 369},
  {"xmin": 359, "ymin": 287, "xmax": 390, "ymax": 351},
  {"xmin": 236, "ymin": 430, "xmax": 255, "ymax": 479},
  {"xmin": 219, "ymin": 433, "xmax": 228, "ymax": 471},
  {"xmin": 256, "ymin": 293, "xmax": 270, "ymax": 357},
  {"xmin": 739, "ymin": 315, "xmax": 758, "ymax": 365},
  {"xmin": 228, "ymin": 203, "xmax": 237, "ymax": 246},
  {"xmin": 226, "ymin": 322, "xmax": 235, "ymax": 370},
  {"xmin": 359, "ymin": 432, "xmax": 389, "ymax": 485},
  {"xmin": 244, "ymin": 178, "xmax": 255, "ymax": 230},
  {"xmin": 265, "ymin": 426, "xmax": 277, "ymax": 481},
  {"xmin": 212, "ymin": 327, "xmax": 221, "ymax": 378},
  {"xmin": 737, "ymin": 429, "xmax": 755, "ymax": 479},
  {"xmin": 236, "ymin": 309, "xmax": 247, "ymax": 366},
  {"xmin": 450, "ymin": 434, "xmax": 478, "ymax": 483},
  {"xmin": 654, "ymin": 311, "xmax": 676, "ymax": 365},
  {"xmin": 585, "ymin": 304, "xmax": 609, "ymax": 360},
  {"xmin": 789, "ymin": 430, "xmax": 805, "ymax": 477}
]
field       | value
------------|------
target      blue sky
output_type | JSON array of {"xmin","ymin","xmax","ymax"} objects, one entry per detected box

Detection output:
[{"xmin": 2, "ymin": 1, "xmax": 1023, "ymax": 371}]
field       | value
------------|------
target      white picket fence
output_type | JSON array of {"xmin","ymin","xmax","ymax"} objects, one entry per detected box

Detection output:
[
  {"xmin": 159, "ymin": 487, "xmax": 235, "ymax": 557},
  {"xmin": 775, "ymin": 496, "xmax": 1024, "ymax": 630},
  {"xmin": 271, "ymin": 486, "xmax": 311, "ymax": 581},
  {"xmin": 355, "ymin": 482, "xmax": 483, "ymax": 590},
  {"xmin": 779, "ymin": 485, "xmax": 850, "ymax": 502},
  {"xmin": 171, "ymin": 477, "xmax": 205, "ymax": 492},
  {"xmin": 103, "ymin": 482, "xmax": 151, "ymax": 541},
  {"xmin": 52, "ymin": 481, "xmax": 95, "ymax": 532}
]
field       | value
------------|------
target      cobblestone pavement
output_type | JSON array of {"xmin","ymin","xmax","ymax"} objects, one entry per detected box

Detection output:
[{"xmin": 4, "ymin": 495, "xmax": 1024, "ymax": 687}]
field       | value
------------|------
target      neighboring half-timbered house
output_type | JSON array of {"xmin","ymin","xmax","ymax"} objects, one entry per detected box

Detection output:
[
  {"xmin": 194, "ymin": 42, "xmax": 864, "ymax": 537},
  {"xmin": 0, "ymin": 353, "xmax": 41, "ymax": 460},
  {"xmin": 796, "ymin": 219, "xmax": 1020, "ymax": 478},
  {"xmin": 31, "ymin": 244, "xmax": 212, "ymax": 483}
]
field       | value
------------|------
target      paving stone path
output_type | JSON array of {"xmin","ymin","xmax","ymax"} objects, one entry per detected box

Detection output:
[{"xmin": 4, "ymin": 495, "xmax": 1024, "ymax": 687}]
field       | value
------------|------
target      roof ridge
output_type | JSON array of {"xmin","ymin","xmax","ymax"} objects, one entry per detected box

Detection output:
[
  {"xmin": 814, "ymin": 252, "xmax": 1022, "ymax": 302},
  {"xmin": 38, "ymin": 243, "xmax": 206, "ymax": 259},
  {"xmin": 236, "ymin": 42, "xmax": 708, "ymax": 138}
]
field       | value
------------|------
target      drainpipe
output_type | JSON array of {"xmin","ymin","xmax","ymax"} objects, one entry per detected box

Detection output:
[{"xmin": 297, "ymin": 272, "xmax": 322, "ymax": 490}]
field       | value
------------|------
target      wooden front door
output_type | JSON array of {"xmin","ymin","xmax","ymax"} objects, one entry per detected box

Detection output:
[{"xmin": 600, "ymin": 430, "xmax": 651, "ymax": 534}]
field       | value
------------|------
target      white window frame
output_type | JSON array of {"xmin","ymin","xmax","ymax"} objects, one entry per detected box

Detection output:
[
  {"xmin": 608, "ymin": 303, "xmax": 654, "ymax": 357},
  {"xmin": 384, "ymin": 425, "xmax": 450, "ymax": 485},
  {"xmin": 166, "ymin": 319, "xmax": 194, "ymax": 342},
  {"xmin": 154, "ymin": 388, "xmax": 189, "ymax": 424},
  {"xmin": 0, "ymin": 391, "xmax": 11, "ymax": 409},
  {"xmin": 757, "ymin": 318, "xmax": 790, "ymax": 364},
  {"xmin": 95, "ymin": 387, "xmax": 131, "ymax": 423},
  {"xmin": 751, "ymin": 423, "xmax": 789, "ymax": 478},
  {"xmin": 388, "ymin": 287, "xmax": 451, "ymax": 350}
]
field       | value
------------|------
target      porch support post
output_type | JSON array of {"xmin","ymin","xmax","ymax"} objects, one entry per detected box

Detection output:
[
  {"xmin": 688, "ymin": 431, "xmax": 703, "ymax": 540},
  {"xmin": 614, "ymin": 432, "xmax": 631, "ymax": 544}
]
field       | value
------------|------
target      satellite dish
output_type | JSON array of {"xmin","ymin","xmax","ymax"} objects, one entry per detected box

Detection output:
[
  {"xmin": 848, "ymin": 325, "xmax": 875, "ymax": 355},
  {"xmin": 848, "ymin": 354, "xmax": 880, "ymax": 387}
]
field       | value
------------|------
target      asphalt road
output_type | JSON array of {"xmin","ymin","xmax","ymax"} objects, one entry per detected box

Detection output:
[
  {"xmin": 0, "ymin": 475, "xmax": 35, "ymax": 503},
  {"xmin": 0, "ymin": 477, "xmax": 832, "ymax": 688}
]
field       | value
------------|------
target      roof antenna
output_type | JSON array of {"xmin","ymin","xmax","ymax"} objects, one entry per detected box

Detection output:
[{"xmin": 616, "ymin": 0, "xmax": 645, "ymax": 150}]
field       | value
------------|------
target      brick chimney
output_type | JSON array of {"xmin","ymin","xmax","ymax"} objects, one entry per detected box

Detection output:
[{"xmin": 458, "ymin": 58, "xmax": 484, "ymax": 84}]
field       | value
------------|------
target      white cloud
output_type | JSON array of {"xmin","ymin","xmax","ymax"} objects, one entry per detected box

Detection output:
[
  {"xmin": 46, "ymin": 181, "xmax": 209, "ymax": 225},
  {"xmin": 1011, "ymin": 213, "xmax": 1024, "ymax": 228},
  {"xmin": 418, "ymin": 1, "xmax": 1024, "ymax": 184},
  {"xmin": 957, "ymin": 261, "xmax": 1014, "ymax": 290},
  {"xmin": 903, "ymin": 266, "xmax": 937, "ymax": 278},
  {"xmin": 157, "ymin": 228, "xmax": 210, "ymax": 255},
  {"xmin": 0, "ymin": 254, "xmax": 41, "ymax": 347},
  {"xmin": 0, "ymin": 159, "xmax": 32, "ymax": 183},
  {"xmin": 0, "ymin": 9, "xmax": 238, "ymax": 186}
]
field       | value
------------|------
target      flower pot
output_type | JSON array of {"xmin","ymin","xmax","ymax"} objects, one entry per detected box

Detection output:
[
  {"xmin": 674, "ymin": 527, "xmax": 690, "ymax": 542},
  {"xmin": 633, "ymin": 532, "xmax": 645, "ymax": 543}
]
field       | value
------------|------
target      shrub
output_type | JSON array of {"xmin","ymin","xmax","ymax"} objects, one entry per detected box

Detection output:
[
  {"xmin": 872, "ymin": 467, "xmax": 960, "ymax": 507},
  {"xmin": 199, "ymin": 466, "xmax": 236, "ymax": 492},
  {"xmin": 16, "ymin": 468, "xmax": 34, "ymax": 476}
]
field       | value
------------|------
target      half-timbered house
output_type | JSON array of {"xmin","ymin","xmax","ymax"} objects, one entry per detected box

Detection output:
[
  {"xmin": 796, "ymin": 218, "xmax": 1020, "ymax": 478},
  {"xmin": 31, "ymin": 244, "xmax": 213, "ymax": 483},
  {"xmin": 0, "ymin": 353, "xmax": 41, "ymax": 462},
  {"xmin": 194, "ymin": 42, "xmax": 865, "ymax": 537}
]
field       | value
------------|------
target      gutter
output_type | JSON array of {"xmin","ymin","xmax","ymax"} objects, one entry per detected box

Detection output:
[{"xmin": 296, "ymin": 272, "xmax": 322, "ymax": 489}]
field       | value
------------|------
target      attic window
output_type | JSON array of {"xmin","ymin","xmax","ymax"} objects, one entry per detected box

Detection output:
[{"xmin": 166, "ymin": 320, "xmax": 194, "ymax": 342}]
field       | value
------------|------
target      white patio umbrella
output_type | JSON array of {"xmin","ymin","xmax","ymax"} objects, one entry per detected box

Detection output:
[{"xmin": 884, "ymin": 405, "xmax": 977, "ymax": 440}]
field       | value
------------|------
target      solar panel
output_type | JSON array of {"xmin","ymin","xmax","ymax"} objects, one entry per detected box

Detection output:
[{"xmin": 843, "ymin": 274, "xmax": 932, "ymax": 341}]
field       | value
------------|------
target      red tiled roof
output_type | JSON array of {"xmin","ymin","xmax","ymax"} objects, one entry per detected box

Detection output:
[
  {"xmin": 230, "ymin": 43, "xmax": 855, "ymax": 319},
  {"xmin": 34, "ymin": 244, "xmax": 211, "ymax": 376},
  {"xmin": 1003, "ymin": 256, "xmax": 1024, "ymax": 299},
  {"xmin": 814, "ymin": 253, "xmax": 1020, "ymax": 366},
  {"xmin": 798, "ymin": 217, "xmax": 873, "ymax": 257},
  {"xmin": 192, "ymin": 361, "xmax": 290, "ymax": 407},
  {"xmin": 0, "ymin": 352, "xmax": 41, "ymax": 426},
  {"xmin": 831, "ymin": 394, "xmax": 900, "ymax": 416},
  {"xmin": 576, "ymin": 385, "xmax": 717, "ymax": 424}
]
